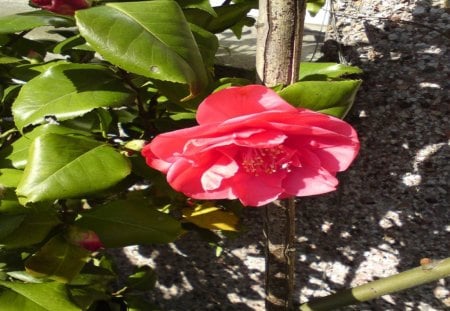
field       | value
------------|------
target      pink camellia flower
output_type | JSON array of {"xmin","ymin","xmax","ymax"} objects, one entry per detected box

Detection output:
[
  {"xmin": 31, "ymin": 0, "xmax": 91, "ymax": 15},
  {"xmin": 142, "ymin": 85, "xmax": 359, "ymax": 207}
]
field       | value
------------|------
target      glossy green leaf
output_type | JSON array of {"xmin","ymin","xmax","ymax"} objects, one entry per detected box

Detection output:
[
  {"xmin": 279, "ymin": 80, "xmax": 362, "ymax": 118},
  {"xmin": 0, "ymin": 11, "xmax": 73, "ymax": 34},
  {"xmin": 0, "ymin": 281, "xmax": 80, "ymax": 311},
  {"xmin": 75, "ymin": 199, "xmax": 182, "ymax": 247},
  {"xmin": 12, "ymin": 63, "xmax": 135, "ymax": 131},
  {"xmin": 16, "ymin": 133, "xmax": 131, "ymax": 204},
  {"xmin": 0, "ymin": 124, "xmax": 92, "ymax": 169},
  {"xmin": 299, "ymin": 62, "xmax": 363, "ymax": 81},
  {"xmin": 75, "ymin": 1, "xmax": 208, "ymax": 97},
  {"xmin": 25, "ymin": 235, "xmax": 90, "ymax": 283},
  {"xmin": 0, "ymin": 208, "xmax": 61, "ymax": 248}
]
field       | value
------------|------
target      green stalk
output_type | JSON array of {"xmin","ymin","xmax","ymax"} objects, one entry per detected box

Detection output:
[{"xmin": 300, "ymin": 257, "xmax": 450, "ymax": 311}]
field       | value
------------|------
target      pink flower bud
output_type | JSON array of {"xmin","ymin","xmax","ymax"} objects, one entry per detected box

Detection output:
[
  {"xmin": 31, "ymin": 0, "xmax": 91, "ymax": 16},
  {"xmin": 67, "ymin": 227, "xmax": 103, "ymax": 252}
]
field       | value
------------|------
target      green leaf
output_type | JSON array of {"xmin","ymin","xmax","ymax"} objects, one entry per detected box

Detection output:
[
  {"xmin": 12, "ymin": 63, "xmax": 135, "ymax": 131},
  {"xmin": 0, "ymin": 54, "xmax": 24, "ymax": 65},
  {"xmin": 177, "ymin": 0, "xmax": 216, "ymax": 16},
  {"xmin": 0, "ymin": 169, "xmax": 23, "ymax": 188},
  {"xmin": 126, "ymin": 266, "xmax": 157, "ymax": 291},
  {"xmin": 0, "ymin": 11, "xmax": 73, "ymax": 34},
  {"xmin": 0, "ymin": 169, "xmax": 24, "ymax": 213},
  {"xmin": 0, "ymin": 214, "xmax": 26, "ymax": 240},
  {"xmin": 0, "ymin": 281, "xmax": 80, "ymax": 311},
  {"xmin": 68, "ymin": 286, "xmax": 109, "ymax": 310},
  {"xmin": 25, "ymin": 235, "xmax": 90, "ymax": 283},
  {"xmin": 299, "ymin": 62, "xmax": 363, "ymax": 81},
  {"xmin": 0, "ymin": 208, "xmax": 61, "ymax": 248},
  {"xmin": 279, "ymin": 80, "xmax": 362, "ymax": 118},
  {"xmin": 75, "ymin": 1, "xmax": 208, "ymax": 97},
  {"xmin": 184, "ymin": 1, "xmax": 257, "ymax": 34},
  {"xmin": 9, "ymin": 61, "xmax": 68, "ymax": 83},
  {"xmin": 182, "ymin": 204, "xmax": 240, "ymax": 232},
  {"xmin": 75, "ymin": 199, "xmax": 182, "ymax": 247},
  {"xmin": 52, "ymin": 35, "xmax": 92, "ymax": 54},
  {"xmin": 16, "ymin": 133, "xmax": 131, "ymax": 204},
  {"xmin": 0, "ymin": 124, "xmax": 92, "ymax": 169},
  {"xmin": 306, "ymin": 0, "xmax": 326, "ymax": 17},
  {"xmin": 189, "ymin": 23, "xmax": 218, "ymax": 69}
]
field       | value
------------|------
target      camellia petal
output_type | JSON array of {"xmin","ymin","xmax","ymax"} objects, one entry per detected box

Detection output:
[
  {"xmin": 196, "ymin": 85, "xmax": 297, "ymax": 125},
  {"xmin": 201, "ymin": 155, "xmax": 238, "ymax": 191},
  {"xmin": 282, "ymin": 166, "xmax": 339, "ymax": 196},
  {"xmin": 232, "ymin": 171, "xmax": 285, "ymax": 206}
]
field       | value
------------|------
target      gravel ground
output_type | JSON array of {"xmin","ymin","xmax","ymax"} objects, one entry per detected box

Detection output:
[{"xmin": 116, "ymin": 1, "xmax": 450, "ymax": 310}]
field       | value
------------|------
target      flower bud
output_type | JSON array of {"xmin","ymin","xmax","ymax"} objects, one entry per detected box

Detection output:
[
  {"xmin": 67, "ymin": 226, "xmax": 103, "ymax": 252},
  {"xmin": 31, "ymin": 0, "xmax": 91, "ymax": 16}
]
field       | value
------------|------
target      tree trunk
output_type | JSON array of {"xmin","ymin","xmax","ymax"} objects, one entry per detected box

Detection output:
[{"xmin": 256, "ymin": 1, "xmax": 307, "ymax": 310}]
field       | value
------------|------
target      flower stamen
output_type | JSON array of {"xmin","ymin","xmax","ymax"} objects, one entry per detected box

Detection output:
[{"xmin": 240, "ymin": 145, "xmax": 292, "ymax": 176}]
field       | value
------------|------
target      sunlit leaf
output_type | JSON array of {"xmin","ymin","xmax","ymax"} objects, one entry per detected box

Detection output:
[
  {"xmin": 16, "ymin": 133, "xmax": 131, "ymax": 204},
  {"xmin": 76, "ymin": 1, "xmax": 208, "ymax": 97},
  {"xmin": 279, "ymin": 80, "xmax": 362, "ymax": 118},
  {"xmin": 12, "ymin": 63, "xmax": 135, "ymax": 131},
  {"xmin": 182, "ymin": 204, "xmax": 240, "ymax": 232},
  {"xmin": 0, "ymin": 281, "xmax": 80, "ymax": 311},
  {"xmin": 75, "ymin": 199, "xmax": 182, "ymax": 247},
  {"xmin": 299, "ymin": 62, "xmax": 363, "ymax": 81}
]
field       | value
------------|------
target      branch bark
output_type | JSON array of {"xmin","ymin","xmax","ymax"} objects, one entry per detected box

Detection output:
[{"xmin": 256, "ymin": 1, "xmax": 307, "ymax": 310}]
